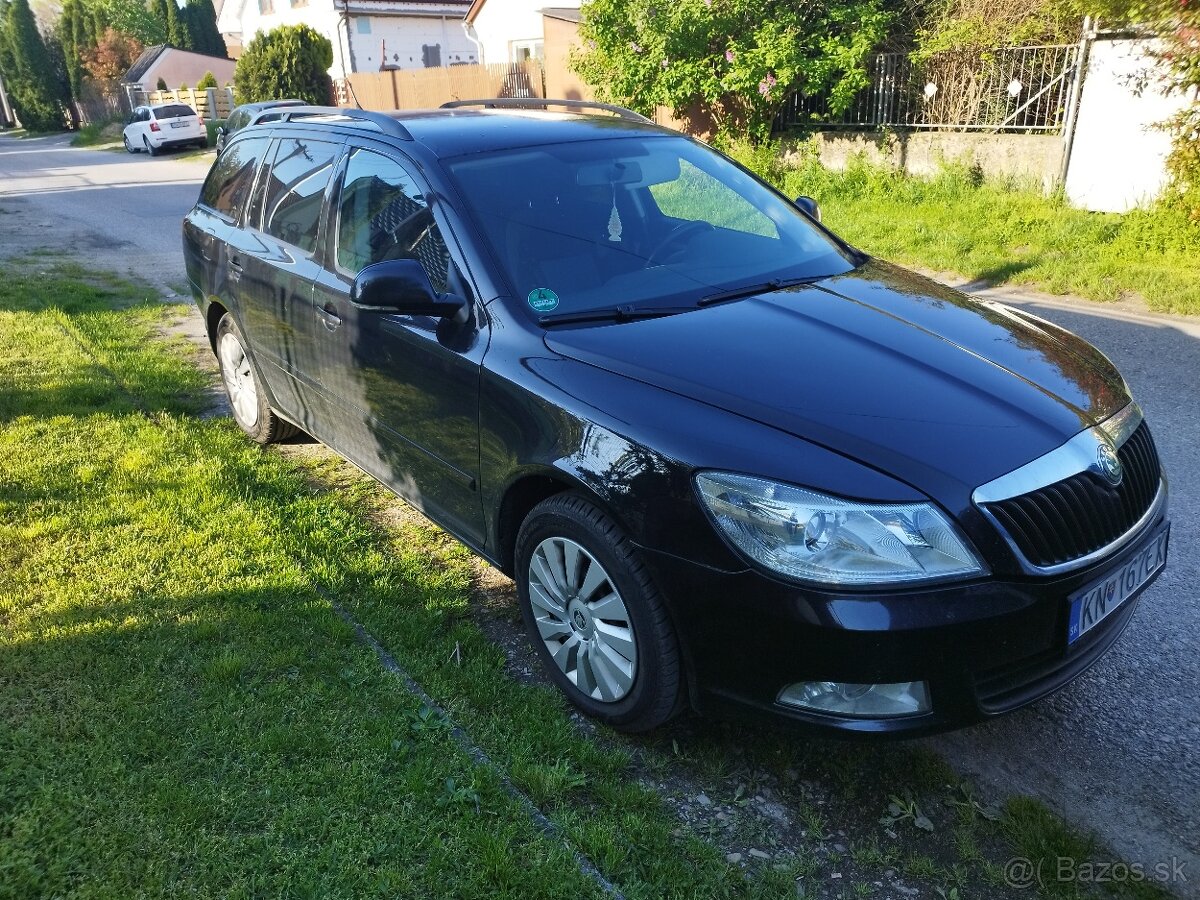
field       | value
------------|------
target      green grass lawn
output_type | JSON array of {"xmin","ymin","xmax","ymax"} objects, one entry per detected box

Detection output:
[
  {"xmin": 730, "ymin": 140, "xmax": 1200, "ymax": 316},
  {"xmin": 0, "ymin": 264, "xmax": 729, "ymax": 898},
  {"xmin": 0, "ymin": 260, "xmax": 1173, "ymax": 899}
]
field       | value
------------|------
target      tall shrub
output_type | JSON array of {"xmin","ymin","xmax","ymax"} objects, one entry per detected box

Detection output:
[
  {"xmin": 234, "ymin": 23, "xmax": 332, "ymax": 105},
  {"xmin": 573, "ymin": 0, "xmax": 893, "ymax": 140},
  {"xmin": 0, "ymin": 0, "xmax": 70, "ymax": 131}
]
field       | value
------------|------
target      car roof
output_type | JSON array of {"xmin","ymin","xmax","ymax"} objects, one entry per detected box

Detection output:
[
  {"xmin": 264, "ymin": 108, "xmax": 677, "ymax": 158},
  {"xmin": 150, "ymin": 102, "xmax": 195, "ymax": 113}
]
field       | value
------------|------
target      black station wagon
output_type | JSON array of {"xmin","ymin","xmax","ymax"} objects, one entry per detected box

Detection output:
[{"xmin": 183, "ymin": 101, "xmax": 1169, "ymax": 735}]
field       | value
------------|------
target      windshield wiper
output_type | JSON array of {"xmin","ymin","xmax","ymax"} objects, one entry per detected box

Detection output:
[
  {"xmin": 538, "ymin": 305, "xmax": 696, "ymax": 327},
  {"xmin": 697, "ymin": 275, "xmax": 824, "ymax": 307}
]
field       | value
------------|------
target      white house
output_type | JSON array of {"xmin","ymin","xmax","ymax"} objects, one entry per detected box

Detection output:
[
  {"xmin": 461, "ymin": 0, "xmax": 580, "ymax": 66},
  {"xmin": 217, "ymin": 0, "xmax": 478, "ymax": 82}
]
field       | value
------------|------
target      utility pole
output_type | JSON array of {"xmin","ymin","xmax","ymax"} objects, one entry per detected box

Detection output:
[{"xmin": 0, "ymin": 67, "xmax": 16, "ymax": 127}]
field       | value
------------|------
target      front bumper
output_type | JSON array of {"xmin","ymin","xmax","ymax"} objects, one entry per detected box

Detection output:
[{"xmin": 639, "ymin": 504, "xmax": 1169, "ymax": 737}]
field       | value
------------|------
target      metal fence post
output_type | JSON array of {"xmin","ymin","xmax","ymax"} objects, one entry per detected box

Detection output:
[{"xmin": 1059, "ymin": 16, "xmax": 1094, "ymax": 186}]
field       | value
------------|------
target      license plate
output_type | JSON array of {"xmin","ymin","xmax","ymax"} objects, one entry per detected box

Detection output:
[
  {"xmin": 1068, "ymin": 523, "xmax": 1169, "ymax": 644},
  {"xmin": 170, "ymin": 121, "xmax": 187, "ymax": 128}
]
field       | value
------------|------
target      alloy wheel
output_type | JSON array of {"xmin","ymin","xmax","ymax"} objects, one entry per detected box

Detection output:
[
  {"xmin": 217, "ymin": 331, "xmax": 259, "ymax": 428},
  {"xmin": 527, "ymin": 537, "xmax": 638, "ymax": 702}
]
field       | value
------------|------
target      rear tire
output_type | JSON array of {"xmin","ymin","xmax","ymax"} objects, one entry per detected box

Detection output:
[
  {"xmin": 214, "ymin": 314, "xmax": 299, "ymax": 444},
  {"xmin": 144, "ymin": 136, "xmax": 158, "ymax": 157},
  {"xmin": 515, "ymin": 492, "xmax": 683, "ymax": 733}
]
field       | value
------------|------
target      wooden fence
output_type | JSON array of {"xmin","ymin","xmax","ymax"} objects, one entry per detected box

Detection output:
[
  {"xmin": 131, "ymin": 87, "xmax": 236, "ymax": 121},
  {"xmin": 345, "ymin": 61, "xmax": 545, "ymax": 112}
]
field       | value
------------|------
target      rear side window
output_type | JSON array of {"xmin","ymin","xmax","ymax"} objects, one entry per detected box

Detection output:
[
  {"xmin": 261, "ymin": 138, "xmax": 342, "ymax": 253},
  {"xmin": 154, "ymin": 105, "xmax": 195, "ymax": 119},
  {"xmin": 199, "ymin": 135, "xmax": 271, "ymax": 219}
]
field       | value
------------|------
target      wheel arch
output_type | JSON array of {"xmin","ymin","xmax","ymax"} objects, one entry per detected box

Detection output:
[{"xmin": 204, "ymin": 299, "xmax": 228, "ymax": 353}]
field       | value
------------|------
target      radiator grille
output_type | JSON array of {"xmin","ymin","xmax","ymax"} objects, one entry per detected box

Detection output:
[{"xmin": 982, "ymin": 422, "xmax": 1161, "ymax": 568}]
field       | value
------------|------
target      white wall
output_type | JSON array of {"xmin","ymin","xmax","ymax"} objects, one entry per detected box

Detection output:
[
  {"xmin": 471, "ymin": 0, "xmax": 578, "ymax": 65},
  {"xmin": 1066, "ymin": 39, "xmax": 1196, "ymax": 213},
  {"xmin": 351, "ymin": 15, "xmax": 476, "ymax": 71},
  {"xmin": 217, "ymin": 1, "xmax": 474, "ymax": 81}
]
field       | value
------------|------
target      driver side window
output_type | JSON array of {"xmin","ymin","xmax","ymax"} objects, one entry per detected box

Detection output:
[{"xmin": 336, "ymin": 148, "xmax": 449, "ymax": 293}]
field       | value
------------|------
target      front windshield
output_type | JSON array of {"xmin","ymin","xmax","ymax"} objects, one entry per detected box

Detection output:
[{"xmin": 443, "ymin": 135, "xmax": 856, "ymax": 318}]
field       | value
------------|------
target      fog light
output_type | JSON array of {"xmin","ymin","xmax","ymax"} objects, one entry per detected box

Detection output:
[{"xmin": 777, "ymin": 680, "xmax": 931, "ymax": 718}]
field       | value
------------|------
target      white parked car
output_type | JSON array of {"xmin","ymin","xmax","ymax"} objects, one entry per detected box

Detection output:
[{"xmin": 123, "ymin": 103, "xmax": 207, "ymax": 156}]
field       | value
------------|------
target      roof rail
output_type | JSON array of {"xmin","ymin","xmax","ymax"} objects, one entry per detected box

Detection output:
[
  {"xmin": 251, "ymin": 105, "xmax": 413, "ymax": 140},
  {"xmin": 440, "ymin": 98, "xmax": 654, "ymax": 124}
]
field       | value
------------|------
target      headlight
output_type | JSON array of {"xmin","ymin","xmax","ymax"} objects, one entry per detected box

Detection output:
[{"xmin": 695, "ymin": 472, "xmax": 985, "ymax": 586}]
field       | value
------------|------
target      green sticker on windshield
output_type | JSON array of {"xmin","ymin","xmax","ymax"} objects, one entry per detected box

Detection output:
[{"xmin": 528, "ymin": 288, "xmax": 560, "ymax": 312}]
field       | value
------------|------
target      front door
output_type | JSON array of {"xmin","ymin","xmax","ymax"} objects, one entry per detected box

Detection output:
[{"xmin": 309, "ymin": 144, "xmax": 488, "ymax": 546}]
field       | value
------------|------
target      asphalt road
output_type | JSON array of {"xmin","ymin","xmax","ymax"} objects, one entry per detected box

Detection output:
[{"xmin": 2, "ymin": 131, "xmax": 1196, "ymax": 889}]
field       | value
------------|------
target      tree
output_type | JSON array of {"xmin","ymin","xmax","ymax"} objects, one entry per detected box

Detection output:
[
  {"xmin": 573, "ymin": 0, "xmax": 894, "ymax": 140},
  {"xmin": 93, "ymin": 0, "xmax": 164, "ymax": 45},
  {"xmin": 164, "ymin": 0, "xmax": 189, "ymax": 49},
  {"xmin": 156, "ymin": 75, "xmax": 167, "ymax": 89},
  {"xmin": 234, "ymin": 23, "xmax": 332, "ymax": 105},
  {"xmin": 196, "ymin": 69, "xmax": 216, "ymax": 89},
  {"xmin": 0, "ymin": 0, "xmax": 70, "ymax": 131},
  {"xmin": 82, "ymin": 26, "xmax": 143, "ymax": 80},
  {"xmin": 59, "ymin": 0, "xmax": 89, "ymax": 95},
  {"xmin": 185, "ymin": 0, "xmax": 225, "ymax": 56}
]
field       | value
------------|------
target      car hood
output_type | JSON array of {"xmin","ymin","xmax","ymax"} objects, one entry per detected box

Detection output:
[{"xmin": 542, "ymin": 260, "xmax": 1130, "ymax": 500}]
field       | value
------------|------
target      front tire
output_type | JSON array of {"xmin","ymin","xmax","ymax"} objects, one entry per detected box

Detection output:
[
  {"xmin": 123, "ymin": 134, "xmax": 135, "ymax": 153},
  {"xmin": 515, "ymin": 493, "xmax": 683, "ymax": 732},
  {"xmin": 214, "ymin": 314, "xmax": 298, "ymax": 444}
]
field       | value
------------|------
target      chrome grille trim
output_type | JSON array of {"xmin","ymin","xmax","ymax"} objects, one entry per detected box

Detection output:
[
  {"xmin": 972, "ymin": 404, "xmax": 1166, "ymax": 575},
  {"xmin": 973, "ymin": 404, "xmax": 1142, "ymax": 505}
]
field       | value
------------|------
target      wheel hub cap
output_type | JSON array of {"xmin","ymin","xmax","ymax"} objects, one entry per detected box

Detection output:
[{"xmin": 528, "ymin": 537, "xmax": 637, "ymax": 703}]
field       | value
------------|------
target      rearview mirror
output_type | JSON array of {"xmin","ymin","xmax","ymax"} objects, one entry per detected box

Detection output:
[
  {"xmin": 351, "ymin": 259, "xmax": 469, "ymax": 322},
  {"xmin": 794, "ymin": 196, "xmax": 821, "ymax": 222}
]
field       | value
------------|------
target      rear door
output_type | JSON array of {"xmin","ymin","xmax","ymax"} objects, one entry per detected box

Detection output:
[
  {"xmin": 231, "ymin": 131, "xmax": 345, "ymax": 420},
  {"xmin": 184, "ymin": 133, "xmax": 273, "ymax": 318},
  {"xmin": 308, "ymin": 142, "xmax": 489, "ymax": 545}
]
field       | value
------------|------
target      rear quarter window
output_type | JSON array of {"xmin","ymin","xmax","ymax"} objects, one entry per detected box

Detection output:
[{"xmin": 199, "ymin": 135, "xmax": 271, "ymax": 219}]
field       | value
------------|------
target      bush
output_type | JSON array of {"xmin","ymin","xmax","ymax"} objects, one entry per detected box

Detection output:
[
  {"xmin": 196, "ymin": 70, "xmax": 217, "ymax": 90},
  {"xmin": 234, "ymin": 23, "xmax": 332, "ymax": 106},
  {"xmin": 156, "ymin": 76, "xmax": 168, "ymax": 90},
  {"xmin": 573, "ymin": 0, "xmax": 893, "ymax": 141}
]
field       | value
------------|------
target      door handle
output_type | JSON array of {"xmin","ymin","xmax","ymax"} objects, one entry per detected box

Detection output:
[
  {"xmin": 317, "ymin": 302, "xmax": 342, "ymax": 332},
  {"xmin": 228, "ymin": 253, "xmax": 243, "ymax": 272}
]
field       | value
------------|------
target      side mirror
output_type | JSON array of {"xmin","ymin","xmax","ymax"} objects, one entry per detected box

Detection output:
[
  {"xmin": 351, "ymin": 259, "xmax": 469, "ymax": 322},
  {"xmin": 216, "ymin": 126, "xmax": 226, "ymax": 136},
  {"xmin": 794, "ymin": 196, "xmax": 821, "ymax": 222}
]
